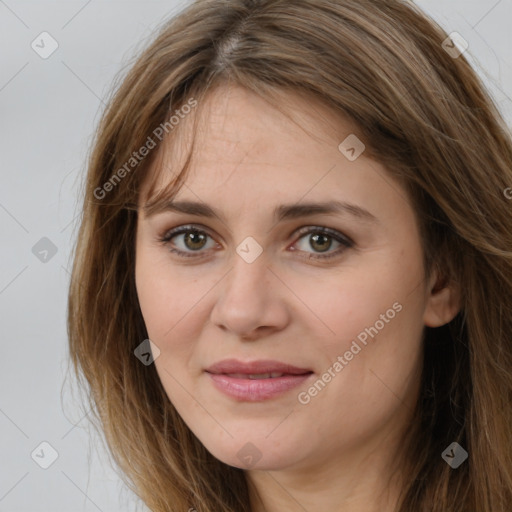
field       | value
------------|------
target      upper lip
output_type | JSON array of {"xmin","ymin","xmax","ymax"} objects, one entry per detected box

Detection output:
[{"xmin": 205, "ymin": 359, "xmax": 313, "ymax": 375}]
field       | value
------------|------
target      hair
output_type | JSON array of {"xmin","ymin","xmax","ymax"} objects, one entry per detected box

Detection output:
[{"xmin": 67, "ymin": 0, "xmax": 512, "ymax": 511}]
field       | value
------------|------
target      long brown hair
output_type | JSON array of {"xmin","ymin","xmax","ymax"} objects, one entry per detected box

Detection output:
[{"xmin": 67, "ymin": 1, "xmax": 512, "ymax": 510}]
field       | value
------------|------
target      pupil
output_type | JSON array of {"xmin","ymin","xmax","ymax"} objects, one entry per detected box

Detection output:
[
  {"xmin": 311, "ymin": 233, "xmax": 331, "ymax": 252},
  {"xmin": 185, "ymin": 231, "xmax": 206, "ymax": 250},
  {"xmin": 182, "ymin": 232, "xmax": 332, "ymax": 252}
]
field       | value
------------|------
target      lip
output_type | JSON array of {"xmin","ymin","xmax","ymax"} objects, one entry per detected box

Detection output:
[
  {"xmin": 205, "ymin": 359, "xmax": 314, "ymax": 402},
  {"xmin": 205, "ymin": 359, "xmax": 312, "ymax": 375}
]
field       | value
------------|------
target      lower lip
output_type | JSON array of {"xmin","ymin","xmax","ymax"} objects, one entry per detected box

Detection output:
[{"xmin": 206, "ymin": 372, "xmax": 313, "ymax": 401}]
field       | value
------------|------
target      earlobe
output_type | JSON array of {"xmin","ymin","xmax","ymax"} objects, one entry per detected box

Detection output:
[{"xmin": 423, "ymin": 271, "xmax": 461, "ymax": 328}]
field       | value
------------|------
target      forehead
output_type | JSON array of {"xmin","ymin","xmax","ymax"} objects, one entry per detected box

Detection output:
[
  {"xmin": 138, "ymin": 84, "xmax": 364, "ymax": 203},
  {"xmin": 136, "ymin": 84, "xmax": 418, "ymax": 245}
]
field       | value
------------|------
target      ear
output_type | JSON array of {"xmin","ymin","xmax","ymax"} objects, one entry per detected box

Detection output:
[{"xmin": 423, "ymin": 270, "xmax": 461, "ymax": 327}]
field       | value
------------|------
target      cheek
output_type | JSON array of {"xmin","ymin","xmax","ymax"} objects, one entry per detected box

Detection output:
[
  {"xmin": 296, "ymin": 295, "xmax": 425, "ymax": 447},
  {"xmin": 135, "ymin": 247, "xmax": 216, "ymax": 373},
  {"xmin": 135, "ymin": 248, "xmax": 190, "ymax": 346},
  {"xmin": 299, "ymin": 250, "xmax": 426, "ymax": 418},
  {"xmin": 135, "ymin": 259, "xmax": 171, "ymax": 338},
  {"xmin": 296, "ymin": 251, "xmax": 423, "ymax": 357}
]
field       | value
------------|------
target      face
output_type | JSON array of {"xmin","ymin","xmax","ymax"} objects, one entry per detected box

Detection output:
[{"xmin": 134, "ymin": 85, "xmax": 457, "ymax": 475}]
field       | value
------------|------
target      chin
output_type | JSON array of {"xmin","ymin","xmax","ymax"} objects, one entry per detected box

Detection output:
[{"xmin": 202, "ymin": 434, "xmax": 304, "ymax": 472}]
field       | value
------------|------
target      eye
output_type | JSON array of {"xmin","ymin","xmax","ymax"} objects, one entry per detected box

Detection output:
[
  {"xmin": 291, "ymin": 226, "xmax": 353, "ymax": 260},
  {"xmin": 158, "ymin": 225, "xmax": 219, "ymax": 258},
  {"xmin": 157, "ymin": 224, "xmax": 353, "ymax": 260}
]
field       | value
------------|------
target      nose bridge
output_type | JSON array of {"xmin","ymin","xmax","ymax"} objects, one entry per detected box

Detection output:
[
  {"xmin": 225, "ymin": 239, "xmax": 270, "ymax": 296},
  {"xmin": 210, "ymin": 240, "xmax": 289, "ymax": 337}
]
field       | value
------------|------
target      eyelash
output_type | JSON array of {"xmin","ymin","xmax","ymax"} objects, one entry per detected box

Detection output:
[{"xmin": 157, "ymin": 224, "xmax": 354, "ymax": 261}]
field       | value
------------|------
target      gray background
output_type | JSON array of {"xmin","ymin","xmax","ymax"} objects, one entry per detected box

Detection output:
[{"xmin": 1, "ymin": 1, "xmax": 511, "ymax": 511}]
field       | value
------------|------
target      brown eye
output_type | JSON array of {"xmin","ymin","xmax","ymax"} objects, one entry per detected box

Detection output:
[
  {"xmin": 158, "ymin": 224, "xmax": 353, "ymax": 261},
  {"xmin": 309, "ymin": 233, "xmax": 332, "ymax": 252},
  {"xmin": 159, "ymin": 225, "xmax": 217, "ymax": 258},
  {"xmin": 292, "ymin": 226, "xmax": 353, "ymax": 260},
  {"xmin": 182, "ymin": 231, "xmax": 208, "ymax": 251}
]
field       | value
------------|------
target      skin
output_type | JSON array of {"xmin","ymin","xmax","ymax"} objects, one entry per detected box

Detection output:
[{"xmin": 135, "ymin": 84, "xmax": 460, "ymax": 512}]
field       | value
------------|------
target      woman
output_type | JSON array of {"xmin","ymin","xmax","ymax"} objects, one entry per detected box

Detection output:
[{"xmin": 67, "ymin": 0, "xmax": 512, "ymax": 511}]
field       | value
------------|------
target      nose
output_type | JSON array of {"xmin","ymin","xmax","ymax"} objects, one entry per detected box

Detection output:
[{"xmin": 209, "ymin": 249, "xmax": 290, "ymax": 341}]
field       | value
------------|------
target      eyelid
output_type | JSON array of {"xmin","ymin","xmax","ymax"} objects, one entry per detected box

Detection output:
[
  {"xmin": 293, "ymin": 225, "xmax": 353, "ymax": 246},
  {"xmin": 157, "ymin": 223, "xmax": 354, "ymax": 260},
  {"xmin": 158, "ymin": 223, "xmax": 218, "ymax": 245},
  {"xmin": 157, "ymin": 224, "xmax": 219, "ymax": 258}
]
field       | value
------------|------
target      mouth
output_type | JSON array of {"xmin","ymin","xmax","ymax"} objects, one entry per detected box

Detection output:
[
  {"xmin": 205, "ymin": 359, "xmax": 314, "ymax": 401},
  {"xmin": 220, "ymin": 372, "xmax": 309, "ymax": 379},
  {"xmin": 205, "ymin": 358, "xmax": 313, "ymax": 376}
]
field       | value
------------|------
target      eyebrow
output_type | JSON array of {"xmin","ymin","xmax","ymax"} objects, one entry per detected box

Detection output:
[{"xmin": 142, "ymin": 199, "xmax": 379, "ymax": 224}]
